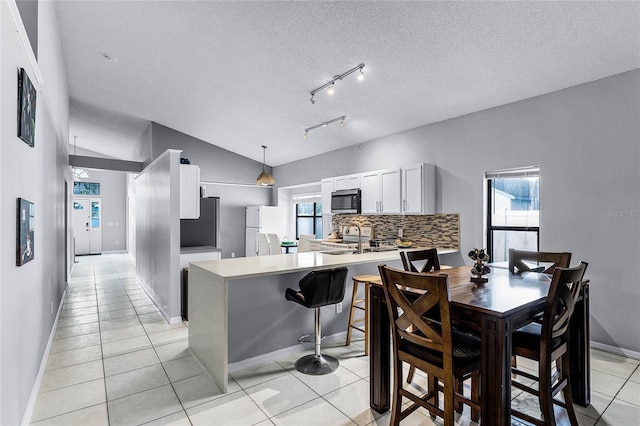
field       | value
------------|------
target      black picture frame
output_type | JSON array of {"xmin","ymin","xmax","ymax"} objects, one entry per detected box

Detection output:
[
  {"xmin": 16, "ymin": 198, "xmax": 35, "ymax": 266},
  {"xmin": 17, "ymin": 68, "xmax": 36, "ymax": 147}
]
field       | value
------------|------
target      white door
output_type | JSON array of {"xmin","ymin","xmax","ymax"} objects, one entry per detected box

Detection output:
[
  {"xmin": 72, "ymin": 199, "xmax": 91, "ymax": 255},
  {"xmin": 73, "ymin": 198, "xmax": 102, "ymax": 255},
  {"xmin": 360, "ymin": 172, "xmax": 380, "ymax": 214}
]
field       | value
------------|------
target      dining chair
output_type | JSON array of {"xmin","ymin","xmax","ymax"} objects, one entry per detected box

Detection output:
[
  {"xmin": 378, "ymin": 264, "xmax": 481, "ymax": 425},
  {"xmin": 400, "ymin": 248, "xmax": 441, "ymax": 273},
  {"xmin": 511, "ymin": 261, "xmax": 588, "ymax": 426},
  {"xmin": 297, "ymin": 234, "xmax": 315, "ymax": 253},
  {"xmin": 400, "ymin": 248, "xmax": 441, "ymax": 384},
  {"xmin": 508, "ymin": 249, "xmax": 572, "ymax": 371},
  {"xmin": 267, "ymin": 234, "xmax": 281, "ymax": 255},
  {"xmin": 509, "ymin": 249, "xmax": 571, "ymax": 274},
  {"xmin": 256, "ymin": 233, "xmax": 270, "ymax": 256}
]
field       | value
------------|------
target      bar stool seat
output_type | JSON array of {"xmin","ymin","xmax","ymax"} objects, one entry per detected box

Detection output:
[{"xmin": 346, "ymin": 274, "xmax": 379, "ymax": 354}]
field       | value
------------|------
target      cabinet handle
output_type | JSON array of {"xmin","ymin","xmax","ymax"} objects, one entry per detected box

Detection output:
[
  {"xmin": 403, "ymin": 200, "xmax": 407, "ymax": 211},
  {"xmin": 380, "ymin": 201, "xmax": 383, "ymax": 212},
  {"xmin": 376, "ymin": 201, "xmax": 379, "ymax": 212}
]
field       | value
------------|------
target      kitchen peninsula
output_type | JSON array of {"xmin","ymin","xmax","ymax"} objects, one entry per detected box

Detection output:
[{"xmin": 188, "ymin": 249, "xmax": 456, "ymax": 392}]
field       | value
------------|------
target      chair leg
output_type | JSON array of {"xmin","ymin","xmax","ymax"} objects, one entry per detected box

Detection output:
[
  {"xmin": 443, "ymin": 376, "xmax": 455, "ymax": 426},
  {"xmin": 471, "ymin": 371, "xmax": 480, "ymax": 422},
  {"xmin": 391, "ymin": 360, "xmax": 404, "ymax": 426},
  {"xmin": 294, "ymin": 307, "xmax": 339, "ymax": 375},
  {"xmin": 455, "ymin": 379, "xmax": 463, "ymax": 413},
  {"xmin": 429, "ymin": 375, "xmax": 439, "ymax": 419},
  {"xmin": 406, "ymin": 366, "xmax": 415, "ymax": 383},
  {"xmin": 345, "ymin": 279, "xmax": 359, "ymax": 346},
  {"xmin": 562, "ymin": 353, "xmax": 579, "ymax": 426},
  {"xmin": 539, "ymin": 355, "xmax": 556, "ymax": 426},
  {"xmin": 364, "ymin": 282, "xmax": 370, "ymax": 356}
]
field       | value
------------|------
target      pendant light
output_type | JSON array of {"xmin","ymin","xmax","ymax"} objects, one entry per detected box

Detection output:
[{"xmin": 256, "ymin": 145, "xmax": 275, "ymax": 186}]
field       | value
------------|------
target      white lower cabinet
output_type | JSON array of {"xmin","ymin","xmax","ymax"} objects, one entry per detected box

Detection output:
[{"xmin": 360, "ymin": 169, "xmax": 401, "ymax": 214}]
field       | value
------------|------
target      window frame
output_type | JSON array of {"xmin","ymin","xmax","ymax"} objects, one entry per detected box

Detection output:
[
  {"xmin": 295, "ymin": 200, "xmax": 322, "ymax": 239},
  {"xmin": 485, "ymin": 166, "xmax": 540, "ymax": 262}
]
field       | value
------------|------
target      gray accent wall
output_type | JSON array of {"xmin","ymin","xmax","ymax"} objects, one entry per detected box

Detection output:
[
  {"xmin": 150, "ymin": 123, "xmax": 272, "ymax": 258},
  {"xmin": 1, "ymin": 1, "xmax": 70, "ymax": 424},
  {"xmin": 274, "ymin": 70, "xmax": 640, "ymax": 354}
]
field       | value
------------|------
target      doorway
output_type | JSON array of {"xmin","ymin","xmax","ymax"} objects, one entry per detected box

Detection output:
[{"xmin": 72, "ymin": 197, "xmax": 102, "ymax": 255}]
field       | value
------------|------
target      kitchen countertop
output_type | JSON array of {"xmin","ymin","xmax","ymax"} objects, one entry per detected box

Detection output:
[{"xmin": 190, "ymin": 248, "xmax": 458, "ymax": 280}]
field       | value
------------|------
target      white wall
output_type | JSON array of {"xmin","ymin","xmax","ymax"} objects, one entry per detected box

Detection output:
[
  {"xmin": 274, "ymin": 70, "xmax": 640, "ymax": 354},
  {"xmin": 0, "ymin": 1, "xmax": 70, "ymax": 424},
  {"xmin": 135, "ymin": 150, "xmax": 181, "ymax": 322},
  {"xmin": 74, "ymin": 169, "xmax": 127, "ymax": 252}
]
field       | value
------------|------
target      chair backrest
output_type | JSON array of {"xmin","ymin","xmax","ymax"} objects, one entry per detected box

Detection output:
[
  {"xmin": 267, "ymin": 234, "xmax": 281, "ymax": 255},
  {"xmin": 256, "ymin": 233, "xmax": 270, "ymax": 255},
  {"xmin": 378, "ymin": 264, "xmax": 453, "ymax": 366},
  {"xmin": 509, "ymin": 249, "xmax": 571, "ymax": 274},
  {"xmin": 542, "ymin": 262, "xmax": 588, "ymax": 343},
  {"xmin": 298, "ymin": 267, "xmax": 348, "ymax": 308},
  {"xmin": 400, "ymin": 248, "xmax": 441, "ymax": 273},
  {"xmin": 297, "ymin": 235, "xmax": 314, "ymax": 253}
]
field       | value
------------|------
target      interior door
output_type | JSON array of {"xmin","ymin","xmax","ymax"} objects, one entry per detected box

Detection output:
[{"xmin": 72, "ymin": 199, "xmax": 91, "ymax": 255}]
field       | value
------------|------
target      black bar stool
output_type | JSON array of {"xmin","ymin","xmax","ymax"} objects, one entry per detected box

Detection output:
[{"xmin": 285, "ymin": 267, "xmax": 348, "ymax": 375}]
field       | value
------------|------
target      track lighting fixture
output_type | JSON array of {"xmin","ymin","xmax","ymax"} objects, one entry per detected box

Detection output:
[
  {"xmin": 256, "ymin": 145, "xmax": 275, "ymax": 186},
  {"xmin": 309, "ymin": 63, "xmax": 365, "ymax": 103},
  {"xmin": 304, "ymin": 116, "xmax": 346, "ymax": 138}
]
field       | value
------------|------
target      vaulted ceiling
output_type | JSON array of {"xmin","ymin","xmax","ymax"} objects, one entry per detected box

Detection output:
[{"xmin": 55, "ymin": 1, "xmax": 640, "ymax": 166}]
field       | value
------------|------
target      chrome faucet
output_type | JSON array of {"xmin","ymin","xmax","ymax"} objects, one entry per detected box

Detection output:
[{"xmin": 348, "ymin": 224, "xmax": 363, "ymax": 254}]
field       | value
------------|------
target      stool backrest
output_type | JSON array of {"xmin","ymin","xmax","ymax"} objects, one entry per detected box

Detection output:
[
  {"xmin": 400, "ymin": 248, "xmax": 441, "ymax": 273},
  {"xmin": 267, "ymin": 234, "xmax": 281, "ymax": 255},
  {"xmin": 298, "ymin": 267, "xmax": 348, "ymax": 308},
  {"xmin": 297, "ymin": 235, "xmax": 314, "ymax": 253}
]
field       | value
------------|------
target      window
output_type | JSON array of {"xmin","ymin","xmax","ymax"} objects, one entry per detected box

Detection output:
[
  {"xmin": 295, "ymin": 201, "xmax": 322, "ymax": 239},
  {"xmin": 73, "ymin": 182, "xmax": 100, "ymax": 195},
  {"xmin": 486, "ymin": 166, "xmax": 540, "ymax": 262}
]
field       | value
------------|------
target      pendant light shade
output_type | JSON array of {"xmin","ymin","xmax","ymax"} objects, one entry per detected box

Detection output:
[{"xmin": 256, "ymin": 145, "xmax": 275, "ymax": 186}]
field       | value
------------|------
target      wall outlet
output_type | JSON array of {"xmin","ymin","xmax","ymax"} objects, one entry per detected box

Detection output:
[
  {"xmin": 231, "ymin": 252, "xmax": 235, "ymax": 258},
  {"xmin": 398, "ymin": 229, "xmax": 403, "ymax": 237},
  {"xmin": 335, "ymin": 302, "xmax": 342, "ymax": 314}
]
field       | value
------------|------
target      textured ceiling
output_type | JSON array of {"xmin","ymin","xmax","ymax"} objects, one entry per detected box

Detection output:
[{"xmin": 54, "ymin": 1, "xmax": 640, "ymax": 166}]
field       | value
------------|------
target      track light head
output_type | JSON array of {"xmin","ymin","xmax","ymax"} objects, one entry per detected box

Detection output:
[
  {"xmin": 327, "ymin": 83, "xmax": 335, "ymax": 95},
  {"xmin": 358, "ymin": 67, "xmax": 364, "ymax": 81},
  {"xmin": 309, "ymin": 94, "xmax": 315, "ymax": 104}
]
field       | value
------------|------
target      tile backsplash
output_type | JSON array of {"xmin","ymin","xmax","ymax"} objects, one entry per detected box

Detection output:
[{"xmin": 332, "ymin": 213, "xmax": 460, "ymax": 250}]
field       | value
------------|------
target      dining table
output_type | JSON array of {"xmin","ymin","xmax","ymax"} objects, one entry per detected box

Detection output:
[{"xmin": 368, "ymin": 265, "xmax": 590, "ymax": 426}]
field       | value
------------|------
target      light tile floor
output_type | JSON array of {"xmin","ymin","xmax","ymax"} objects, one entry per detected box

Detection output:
[{"xmin": 30, "ymin": 254, "xmax": 640, "ymax": 425}]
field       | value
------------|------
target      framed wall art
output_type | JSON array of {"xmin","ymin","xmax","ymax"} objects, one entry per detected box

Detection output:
[
  {"xmin": 16, "ymin": 198, "xmax": 35, "ymax": 266},
  {"xmin": 17, "ymin": 68, "xmax": 36, "ymax": 147}
]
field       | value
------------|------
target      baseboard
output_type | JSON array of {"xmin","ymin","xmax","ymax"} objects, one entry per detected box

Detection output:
[
  {"xmin": 21, "ymin": 287, "xmax": 67, "ymax": 425},
  {"xmin": 591, "ymin": 341, "xmax": 640, "ymax": 361},
  {"xmin": 228, "ymin": 331, "xmax": 349, "ymax": 374}
]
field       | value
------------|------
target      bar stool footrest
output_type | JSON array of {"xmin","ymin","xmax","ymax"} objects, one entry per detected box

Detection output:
[{"xmin": 298, "ymin": 333, "xmax": 326, "ymax": 344}]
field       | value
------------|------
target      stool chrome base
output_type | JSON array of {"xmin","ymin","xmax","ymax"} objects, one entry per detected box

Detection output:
[{"xmin": 295, "ymin": 354, "xmax": 339, "ymax": 375}]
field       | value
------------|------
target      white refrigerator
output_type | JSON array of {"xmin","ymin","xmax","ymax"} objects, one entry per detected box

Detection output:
[{"xmin": 245, "ymin": 205, "xmax": 287, "ymax": 257}]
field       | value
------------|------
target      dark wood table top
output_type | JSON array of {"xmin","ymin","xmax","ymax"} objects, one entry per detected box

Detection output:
[{"xmin": 371, "ymin": 265, "xmax": 553, "ymax": 318}]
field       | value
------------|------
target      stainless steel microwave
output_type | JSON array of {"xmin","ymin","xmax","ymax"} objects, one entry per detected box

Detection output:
[{"xmin": 331, "ymin": 189, "xmax": 361, "ymax": 214}]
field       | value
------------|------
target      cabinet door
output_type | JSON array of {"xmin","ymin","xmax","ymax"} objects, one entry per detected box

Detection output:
[
  {"xmin": 334, "ymin": 174, "xmax": 361, "ymax": 190},
  {"xmin": 403, "ymin": 164, "xmax": 423, "ymax": 214},
  {"xmin": 321, "ymin": 178, "xmax": 334, "ymax": 215},
  {"xmin": 360, "ymin": 172, "xmax": 380, "ymax": 214},
  {"xmin": 380, "ymin": 169, "xmax": 402, "ymax": 214},
  {"xmin": 180, "ymin": 165, "xmax": 200, "ymax": 219}
]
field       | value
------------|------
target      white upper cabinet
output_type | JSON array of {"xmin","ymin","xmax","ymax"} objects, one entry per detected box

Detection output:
[
  {"xmin": 333, "ymin": 174, "xmax": 361, "ymax": 191},
  {"xmin": 321, "ymin": 178, "xmax": 334, "ymax": 215},
  {"xmin": 180, "ymin": 164, "xmax": 200, "ymax": 219},
  {"xmin": 360, "ymin": 168, "xmax": 402, "ymax": 214},
  {"xmin": 402, "ymin": 163, "xmax": 435, "ymax": 214}
]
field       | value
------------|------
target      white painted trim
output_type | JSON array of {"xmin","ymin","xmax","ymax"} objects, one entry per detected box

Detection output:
[
  {"xmin": 7, "ymin": 0, "xmax": 44, "ymax": 85},
  {"xmin": 134, "ymin": 149, "xmax": 182, "ymax": 180},
  {"xmin": 227, "ymin": 331, "xmax": 349, "ymax": 374},
  {"xmin": 21, "ymin": 288, "xmax": 67, "ymax": 425},
  {"xmin": 591, "ymin": 341, "xmax": 640, "ymax": 361}
]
